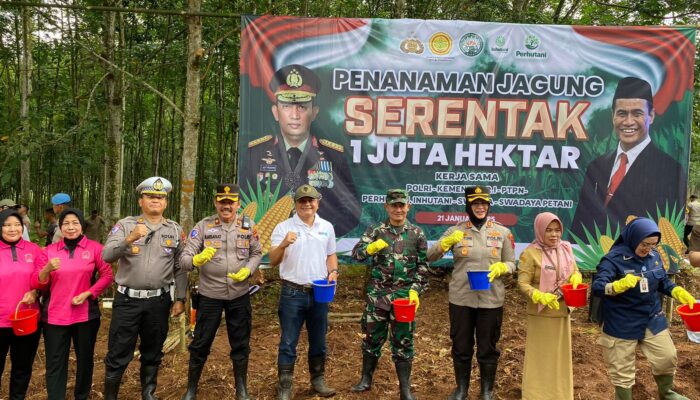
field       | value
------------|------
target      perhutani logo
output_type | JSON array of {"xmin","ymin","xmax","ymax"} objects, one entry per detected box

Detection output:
[
  {"xmin": 459, "ymin": 33, "xmax": 484, "ymax": 56},
  {"xmin": 524, "ymin": 35, "xmax": 540, "ymax": 49},
  {"xmin": 490, "ymin": 35, "xmax": 509, "ymax": 54},
  {"xmin": 516, "ymin": 34, "xmax": 547, "ymax": 59},
  {"xmin": 429, "ymin": 32, "xmax": 453, "ymax": 56}
]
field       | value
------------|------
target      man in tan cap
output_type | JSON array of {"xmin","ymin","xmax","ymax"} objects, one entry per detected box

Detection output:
[
  {"xmin": 179, "ymin": 183, "xmax": 262, "ymax": 400},
  {"xmin": 269, "ymin": 184, "xmax": 338, "ymax": 399},
  {"xmin": 102, "ymin": 176, "xmax": 187, "ymax": 400}
]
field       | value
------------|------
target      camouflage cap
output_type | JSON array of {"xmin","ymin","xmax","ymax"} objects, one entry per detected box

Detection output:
[
  {"xmin": 386, "ymin": 189, "xmax": 409, "ymax": 204},
  {"xmin": 465, "ymin": 185, "xmax": 491, "ymax": 203},
  {"xmin": 294, "ymin": 184, "xmax": 322, "ymax": 201}
]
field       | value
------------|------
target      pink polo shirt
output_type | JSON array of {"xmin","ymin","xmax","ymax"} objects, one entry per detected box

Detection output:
[
  {"xmin": 0, "ymin": 239, "xmax": 48, "ymax": 328},
  {"xmin": 38, "ymin": 236, "xmax": 114, "ymax": 326}
]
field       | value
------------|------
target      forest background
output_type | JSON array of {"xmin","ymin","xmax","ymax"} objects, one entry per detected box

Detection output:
[{"xmin": 0, "ymin": 0, "xmax": 699, "ymax": 233}]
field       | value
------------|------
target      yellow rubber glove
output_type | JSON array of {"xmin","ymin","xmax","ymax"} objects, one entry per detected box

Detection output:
[
  {"xmin": 366, "ymin": 239, "xmax": 389, "ymax": 255},
  {"xmin": 227, "ymin": 267, "xmax": 251, "ymax": 282},
  {"xmin": 611, "ymin": 274, "xmax": 641, "ymax": 294},
  {"xmin": 672, "ymin": 286, "xmax": 696, "ymax": 310},
  {"xmin": 193, "ymin": 247, "xmax": 217, "ymax": 268},
  {"xmin": 569, "ymin": 271, "xmax": 583, "ymax": 289},
  {"xmin": 409, "ymin": 289, "xmax": 420, "ymax": 311},
  {"xmin": 440, "ymin": 230, "xmax": 464, "ymax": 252},
  {"xmin": 487, "ymin": 262, "xmax": 509, "ymax": 282},
  {"xmin": 531, "ymin": 289, "xmax": 560, "ymax": 310}
]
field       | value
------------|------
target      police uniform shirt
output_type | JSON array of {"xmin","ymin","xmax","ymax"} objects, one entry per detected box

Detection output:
[
  {"xmin": 180, "ymin": 214, "xmax": 262, "ymax": 300},
  {"xmin": 270, "ymin": 213, "xmax": 336, "ymax": 285},
  {"xmin": 245, "ymin": 134, "xmax": 361, "ymax": 237},
  {"xmin": 103, "ymin": 215, "xmax": 187, "ymax": 299},
  {"xmin": 427, "ymin": 220, "xmax": 516, "ymax": 308}
]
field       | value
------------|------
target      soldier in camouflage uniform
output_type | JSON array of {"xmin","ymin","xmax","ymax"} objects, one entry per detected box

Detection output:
[{"xmin": 351, "ymin": 189, "xmax": 428, "ymax": 400}]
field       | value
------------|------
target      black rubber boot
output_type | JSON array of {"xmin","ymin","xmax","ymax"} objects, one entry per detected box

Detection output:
[
  {"xmin": 140, "ymin": 364, "xmax": 160, "ymax": 400},
  {"xmin": 233, "ymin": 359, "xmax": 252, "ymax": 400},
  {"xmin": 309, "ymin": 357, "xmax": 336, "ymax": 397},
  {"xmin": 351, "ymin": 353, "xmax": 379, "ymax": 392},
  {"xmin": 277, "ymin": 364, "xmax": 294, "ymax": 400},
  {"xmin": 394, "ymin": 360, "xmax": 416, "ymax": 400},
  {"xmin": 448, "ymin": 360, "xmax": 471, "ymax": 400},
  {"xmin": 479, "ymin": 363, "xmax": 497, "ymax": 400},
  {"xmin": 181, "ymin": 362, "xmax": 204, "ymax": 400},
  {"xmin": 104, "ymin": 372, "xmax": 123, "ymax": 400}
]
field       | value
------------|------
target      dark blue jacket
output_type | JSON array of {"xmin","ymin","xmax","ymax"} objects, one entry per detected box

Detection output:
[{"xmin": 592, "ymin": 218, "xmax": 676, "ymax": 340}]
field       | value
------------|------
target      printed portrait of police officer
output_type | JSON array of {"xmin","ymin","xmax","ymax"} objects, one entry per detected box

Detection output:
[{"xmin": 244, "ymin": 64, "xmax": 361, "ymax": 236}]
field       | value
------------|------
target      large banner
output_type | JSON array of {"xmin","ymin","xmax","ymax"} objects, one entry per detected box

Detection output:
[{"xmin": 238, "ymin": 16, "xmax": 696, "ymax": 270}]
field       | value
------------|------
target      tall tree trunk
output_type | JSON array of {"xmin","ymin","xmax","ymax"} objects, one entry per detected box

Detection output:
[
  {"xmin": 101, "ymin": 1, "xmax": 124, "ymax": 226},
  {"xmin": 179, "ymin": 0, "xmax": 203, "ymax": 232},
  {"xmin": 19, "ymin": 6, "xmax": 32, "ymax": 203}
]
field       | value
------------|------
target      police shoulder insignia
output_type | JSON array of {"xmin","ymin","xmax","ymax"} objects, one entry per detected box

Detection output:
[
  {"xmin": 109, "ymin": 224, "xmax": 122, "ymax": 236},
  {"xmin": 319, "ymin": 139, "xmax": 344, "ymax": 153},
  {"xmin": 248, "ymin": 135, "xmax": 272, "ymax": 148}
]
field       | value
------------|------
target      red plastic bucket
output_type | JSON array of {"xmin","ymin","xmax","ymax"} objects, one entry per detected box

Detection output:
[
  {"xmin": 676, "ymin": 303, "xmax": 700, "ymax": 332},
  {"xmin": 9, "ymin": 302, "xmax": 39, "ymax": 336},
  {"xmin": 561, "ymin": 283, "xmax": 589, "ymax": 308},
  {"xmin": 393, "ymin": 299, "xmax": 416, "ymax": 322}
]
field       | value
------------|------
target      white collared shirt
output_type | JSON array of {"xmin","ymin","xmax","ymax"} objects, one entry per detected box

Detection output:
[
  {"xmin": 608, "ymin": 136, "xmax": 651, "ymax": 187},
  {"xmin": 271, "ymin": 213, "xmax": 336, "ymax": 285}
]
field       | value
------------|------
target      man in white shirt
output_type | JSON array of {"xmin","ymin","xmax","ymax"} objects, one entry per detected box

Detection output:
[
  {"xmin": 269, "ymin": 184, "xmax": 339, "ymax": 399},
  {"xmin": 684, "ymin": 195, "xmax": 700, "ymax": 249},
  {"xmin": 571, "ymin": 77, "xmax": 685, "ymax": 238}
]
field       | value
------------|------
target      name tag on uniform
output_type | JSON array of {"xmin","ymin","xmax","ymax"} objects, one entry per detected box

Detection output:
[
  {"xmin": 639, "ymin": 277, "xmax": 649, "ymax": 293},
  {"xmin": 462, "ymin": 236, "xmax": 474, "ymax": 247},
  {"xmin": 236, "ymin": 239, "xmax": 249, "ymax": 248}
]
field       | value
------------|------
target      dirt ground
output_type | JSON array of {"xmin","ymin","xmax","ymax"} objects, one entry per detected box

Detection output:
[{"xmin": 4, "ymin": 268, "xmax": 700, "ymax": 400}]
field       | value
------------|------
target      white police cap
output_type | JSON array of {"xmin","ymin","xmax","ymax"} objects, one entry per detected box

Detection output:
[{"xmin": 136, "ymin": 176, "xmax": 172, "ymax": 196}]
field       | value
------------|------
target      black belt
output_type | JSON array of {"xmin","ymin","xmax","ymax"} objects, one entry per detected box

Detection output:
[{"xmin": 281, "ymin": 279, "xmax": 313, "ymax": 293}]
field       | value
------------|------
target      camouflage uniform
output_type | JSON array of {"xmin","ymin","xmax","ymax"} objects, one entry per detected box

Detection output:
[{"xmin": 352, "ymin": 220, "xmax": 429, "ymax": 361}]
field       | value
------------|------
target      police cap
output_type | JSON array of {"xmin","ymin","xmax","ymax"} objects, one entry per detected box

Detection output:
[
  {"xmin": 270, "ymin": 64, "xmax": 321, "ymax": 103},
  {"xmin": 136, "ymin": 177, "xmax": 172, "ymax": 196},
  {"xmin": 465, "ymin": 186, "xmax": 491, "ymax": 204},
  {"xmin": 216, "ymin": 183, "xmax": 239, "ymax": 202}
]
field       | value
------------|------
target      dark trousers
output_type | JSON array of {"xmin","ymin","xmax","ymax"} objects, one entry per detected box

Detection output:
[
  {"xmin": 104, "ymin": 291, "xmax": 171, "ymax": 375},
  {"xmin": 188, "ymin": 293, "xmax": 251, "ymax": 365},
  {"xmin": 0, "ymin": 326, "xmax": 41, "ymax": 400},
  {"xmin": 277, "ymin": 285, "xmax": 329, "ymax": 365},
  {"xmin": 684, "ymin": 224, "xmax": 693, "ymax": 248},
  {"xmin": 449, "ymin": 303, "xmax": 503, "ymax": 365},
  {"xmin": 44, "ymin": 319, "xmax": 101, "ymax": 400}
]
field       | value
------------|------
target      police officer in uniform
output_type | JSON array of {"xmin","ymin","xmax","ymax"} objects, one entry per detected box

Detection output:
[
  {"xmin": 244, "ymin": 64, "xmax": 361, "ymax": 236},
  {"xmin": 102, "ymin": 177, "xmax": 187, "ymax": 400},
  {"xmin": 427, "ymin": 186, "xmax": 516, "ymax": 400},
  {"xmin": 351, "ymin": 189, "xmax": 429, "ymax": 400},
  {"xmin": 179, "ymin": 183, "xmax": 262, "ymax": 400}
]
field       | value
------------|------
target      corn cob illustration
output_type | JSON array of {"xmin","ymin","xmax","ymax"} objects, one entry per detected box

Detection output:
[
  {"xmin": 658, "ymin": 217, "xmax": 685, "ymax": 270},
  {"xmin": 241, "ymin": 202, "xmax": 258, "ymax": 220},
  {"xmin": 600, "ymin": 235, "xmax": 615, "ymax": 254},
  {"xmin": 256, "ymin": 195, "xmax": 294, "ymax": 255}
]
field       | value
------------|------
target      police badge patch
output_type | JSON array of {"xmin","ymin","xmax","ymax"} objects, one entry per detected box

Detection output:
[
  {"xmin": 190, "ymin": 229, "xmax": 199, "ymax": 239},
  {"xmin": 110, "ymin": 224, "xmax": 122, "ymax": 236}
]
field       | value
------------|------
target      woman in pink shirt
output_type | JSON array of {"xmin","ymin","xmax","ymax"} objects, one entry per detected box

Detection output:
[
  {"xmin": 36, "ymin": 208, "xmax": 114, "ymax": 400},
  {"xmin": 0, "ymin": 208, "xmax": 47, "ymax": 399}
]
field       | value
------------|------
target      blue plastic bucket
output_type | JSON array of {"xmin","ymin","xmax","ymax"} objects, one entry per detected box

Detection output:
[
  {"xmin": 312, "ymin": 279, "xmax": 336, "ymax": 303},
  {"xmin": 467, "ymin": 270, "xmax": 491, "ymax": 290}
]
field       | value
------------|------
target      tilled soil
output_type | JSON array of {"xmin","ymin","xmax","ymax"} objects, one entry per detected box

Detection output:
[{"xmin": 4, "ymin": 270, "xmax": 700, "ymax": 400}]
